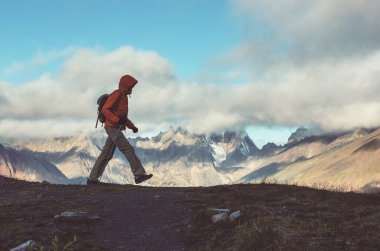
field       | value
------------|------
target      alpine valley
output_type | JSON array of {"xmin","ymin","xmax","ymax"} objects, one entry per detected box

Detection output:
[{"xmin": 1, "ymin": 127, "xmax": 380, "ymax": 192}]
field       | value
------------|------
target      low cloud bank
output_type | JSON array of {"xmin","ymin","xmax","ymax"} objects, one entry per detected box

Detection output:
[{"xmin": 1, "ymin": 44, "xmax": 380, "ymax": 138}]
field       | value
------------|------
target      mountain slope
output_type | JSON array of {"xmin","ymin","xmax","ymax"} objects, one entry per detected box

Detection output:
[
  {"xmin": 271, "ymin": 128, "xmax": 380, "ymax": 191},
  {"xmin": 240, "ymin": 128, "xmax": 380, "ymax": 191},
  {"xmin": 8, "ymin": 136, "xmax": 135, "ymax": 185},
  {"xmin": 2, "ymin": 127, "xmax": 380, "ymax": 191},
  {"xmin": 0, "ymin": 144, "xmax": 68, "ymax": 184}
]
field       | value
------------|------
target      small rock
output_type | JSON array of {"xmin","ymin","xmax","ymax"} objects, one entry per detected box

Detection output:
[
  {"xmin": 10, "ymin": 240, "xmax": 37, "ymax": 251},
  {"xmin": 54, "ymin": 211, "xmax": 100, "ymax": 221},
  {"xmin": 211, "ymin": 212, "xmax": 229, "ymax": 223},
  {"xmin": 229, "ymin": 210, "xmax": 241, "ymax": 222},
  {"xmin": 210, "ymin": 208, "xmax": 230, "ymax": 213},
  {"xmin": 41, "ymin": 180, "xmax": 50, "ymax": 185}
]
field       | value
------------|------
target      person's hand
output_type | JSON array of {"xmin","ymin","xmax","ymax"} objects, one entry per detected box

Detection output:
[{"xmin": 132, "ymin": 126, "xmax": 138, "ymax": 133}]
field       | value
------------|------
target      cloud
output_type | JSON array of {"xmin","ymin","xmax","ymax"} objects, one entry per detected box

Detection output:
[
  {"xmin": 229, "ymin": 52, "xmax": 380, "ymax": 131},
  {"xmin": 200, "ymin": 0, "xmax": 380, "ymax": 132},
  {"xmin": 232, "ymin": 0, "xmax": 380, "ymax": 62},
  {"xmin": 0, "ymin": 46, "xmax": 176, "ymax": 120},
  {"xmin": 0, "ymin": 46, "xmax": 178, "ymax": 137},
  {"xmin": 1, "ymin": 40, "xmax": 380, "ymax": 139},
  {"xmin": 2, "ymin": 47, "xmax": 76, "ymax": 75},
  {"xmin": 0, "ymin": 119, "xmax": 91, "ymax": 139}
]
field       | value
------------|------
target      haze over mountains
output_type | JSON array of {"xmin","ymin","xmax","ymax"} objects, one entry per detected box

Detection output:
[{"xmin": 0, "ymin": 126, "xmax": 379, "ymax": 192}]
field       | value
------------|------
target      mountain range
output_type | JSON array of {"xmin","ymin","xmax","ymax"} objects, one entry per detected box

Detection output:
[{"xmin": 1, "ymin": 126, "xmax": 379, "ymax": 192}]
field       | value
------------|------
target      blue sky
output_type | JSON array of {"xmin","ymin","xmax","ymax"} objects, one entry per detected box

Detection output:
[
  {"xmin": 1, "ymin": 0, "xmax": 379, "ymax": 147},
  {"xmin": 1, "ymin": 0, "xmax": 240, "ymax": 82}
]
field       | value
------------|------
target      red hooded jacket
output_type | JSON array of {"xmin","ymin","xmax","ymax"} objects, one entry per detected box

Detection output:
[{"xmin": 102, "ymin": 75, "xmax": 138, "ymax": 129}]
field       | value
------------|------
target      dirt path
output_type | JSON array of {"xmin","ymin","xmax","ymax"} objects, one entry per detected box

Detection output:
[
  {"xmin": 2, "ymin": 176, "xmax": 380, "ymax": 250},
  {"xmin": 89, "ymin": 188, "xmax": 192, "ymax": 250},
  {"xmin": 0, "ymin": 177, "xmax": 196, "ymax": 250}
]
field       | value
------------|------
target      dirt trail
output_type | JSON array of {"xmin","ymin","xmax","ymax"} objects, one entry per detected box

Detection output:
[
  {"xmin": 0, "ymin": 177, "xmax": 196, "ymax": 250},
  {"xmin": 89, "ymin": 188, "xmax": 192, "ymax": 250},
  {"xmin": 2, "ymin": 176, "xmax": 380, "ymax": 250}
]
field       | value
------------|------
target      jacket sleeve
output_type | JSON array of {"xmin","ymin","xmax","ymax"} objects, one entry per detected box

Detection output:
[
  {"xmin": 125, "ymin": 118, "xmax": 135, "ymax": 129},
  {"xmin": 124, "ymin": 96, "xmax": 135, "ymax": 129},
  {"xmin": 101, "ymin": 91, "xmax": 120, "ymax": 124}
]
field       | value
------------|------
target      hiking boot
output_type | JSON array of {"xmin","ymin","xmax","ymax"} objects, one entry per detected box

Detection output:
[
  {"xmin": 87, "ymin": 178, "xmax": 100, "ymax": 185},
  {"xmin": 135, "ymin": 174, "xmax": 153, "ymax": 184}
]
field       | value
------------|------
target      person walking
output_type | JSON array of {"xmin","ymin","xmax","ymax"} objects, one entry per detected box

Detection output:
[{"xmin": 88, "ymin": 75, "xmax": 153, "ymax": 185}]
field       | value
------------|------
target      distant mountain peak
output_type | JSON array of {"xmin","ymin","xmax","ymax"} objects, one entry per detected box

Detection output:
[
  {"xmin": 137, "ymin": 126, "xmax": 198, "ymax": 150},
  {"xmin": 287, "ymin": 127, "xmax": 310, "ymax": 145}
]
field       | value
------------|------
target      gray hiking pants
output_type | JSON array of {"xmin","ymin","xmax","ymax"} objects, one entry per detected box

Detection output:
[{"xmin": 89, "ymin": 127, "xmax": 146, "ymax": 181}]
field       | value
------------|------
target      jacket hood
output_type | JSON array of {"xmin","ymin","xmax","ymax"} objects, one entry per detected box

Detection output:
[{"xmin": 119, "ymin": 75, "xmax": 138, "ymax": 94}]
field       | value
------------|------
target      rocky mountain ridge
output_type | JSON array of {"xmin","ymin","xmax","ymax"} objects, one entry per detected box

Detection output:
[
  {"xmin": 0, "ymin": 144, "xmax": 68, "ymax": 184},
  {"xmin": 1, "ymin": 127, "xmax": 379, "ymax": 192}
]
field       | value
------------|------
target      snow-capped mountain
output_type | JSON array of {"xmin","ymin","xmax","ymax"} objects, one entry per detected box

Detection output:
[
  {"xmin": 6, "ymin": 134, "xmax": 136, "ymax": 185},
  {"xmin": 209, "ymin": 130, "xmax": 259, "ymax": 169},
  {"xmin": 1, "ymin": 127, "xmax": 257, "ymax": 186},
  {"xmin": 133, "ymin": 127, "xmax": 224, "ymax": 186},
  {"xmin": 0, "ymin": 143, "xmax": 68, "ymax": 184},
  {"xmin": 1, "ymin": 126, "xmax": 379, "ymax": 192},
  {"xmin": 287, "ymin": 127, "xmax": 311, "ymax": 145}
]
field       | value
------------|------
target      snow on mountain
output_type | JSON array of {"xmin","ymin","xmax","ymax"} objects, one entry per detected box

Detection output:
[
  {"xmin": 2, "ymin": 126, "xmax": 379, "ymax": 192},
  {"xmin": 0, "ymin": 143, "xmax": 68, "ymax": 184},
  {"xmin": 208, "ymin": 130, "xmax": 259, "ymax": 169},
  {"xmin": 6, "ymin": 135, "xmax": 135, "ymax": 185},
  {"xmin": 3, "ymin": 127, "xmax": 224, "ymax": 186},
  {"xmin": 209, "ymin": 142, "xmax": 226, "ymax": 167},
  {"xmin": 132, "ymin": 127, "xmax": 225, "ymax": 186}
]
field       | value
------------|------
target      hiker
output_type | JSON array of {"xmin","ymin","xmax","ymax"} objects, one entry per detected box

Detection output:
[{"xmin": 87, "ymin": 75, "xmax": 153, "ymax": 185}]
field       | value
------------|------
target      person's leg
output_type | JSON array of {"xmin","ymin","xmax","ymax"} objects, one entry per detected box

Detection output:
[
  {"xmin": 106, "ymin": 127, "xmax": 146, "ymax": 177},
  {"xmin": 89, "ymin": 135, "xmax": 116, "ymax": 181}
]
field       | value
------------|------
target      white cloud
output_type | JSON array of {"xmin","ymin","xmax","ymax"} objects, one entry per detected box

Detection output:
[
  {"xmin": 232, "ymin": 0, "xmax": 380, "ymax": 62},
  {"xmin": 1, "ymin": 35, "xmax": 380, "ymax": 139},
  {"xmin": 233, "ymin": 52, "xmax": 380, "ymax": 131},
  {"xmin": 0, "ymin": 46, "xmax": 179, "ymax": 138},
  {"xmin": 206, "ymin": 0, "xmax": 380, "ymax": 132},
  {"xmin": 0, "ymin": 119, "xmax": 92, "ymax": 139},
  {"xmin": 2, "ymin": 47, "xmax": 76, "ymax": 75}
]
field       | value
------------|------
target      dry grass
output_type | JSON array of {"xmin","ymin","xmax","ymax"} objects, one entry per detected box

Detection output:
[
  {"xmin": 183, "ymin": 183, "xmax": 380, "ymax": 251},
  {"xmin": 1, "ymin": 177, "xmax": 379, "ymax": 250}
]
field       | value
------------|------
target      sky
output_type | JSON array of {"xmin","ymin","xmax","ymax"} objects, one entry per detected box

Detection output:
[{"xmin": 1, "ymin": 0, "xmax": 380, "ymax": 148}]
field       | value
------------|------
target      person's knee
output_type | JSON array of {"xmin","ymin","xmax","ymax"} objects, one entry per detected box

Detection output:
[{"xmin": 119, "ymin": 145, "xmax": 135, "ymax": 156}]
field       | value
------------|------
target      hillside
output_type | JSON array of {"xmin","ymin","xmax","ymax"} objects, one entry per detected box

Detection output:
[
  {"xmin": 240, "ymin": 128, "xmax": 380, "ymax": 192},
  {"xmin": 0, "ymin": 144, "xmax": 68, "ymax": 184},
  {"xmin": 1, "ymin": 127, "xmax": 380, "ymax": 192},
  {"xmin": 1, "ymin": 176, "xmax": 380, "ymax": 250}
]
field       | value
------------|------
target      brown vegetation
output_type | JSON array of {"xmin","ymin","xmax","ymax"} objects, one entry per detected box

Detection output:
[{"xmin": 1, "ymin": 176, "xmax": 379, "ymax": 250}]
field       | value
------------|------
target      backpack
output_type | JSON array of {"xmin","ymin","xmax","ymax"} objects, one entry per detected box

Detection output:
[{"xmin": 95, "ymin": 90, "xmax": 122, "ymax": 128}]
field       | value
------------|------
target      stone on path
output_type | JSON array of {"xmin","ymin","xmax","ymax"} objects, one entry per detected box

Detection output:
[
  {"xmin": 211, "ymin": 212, "xmax": 229, "ymax": 223},
  {"xmin": 54, "ymin": 211, "xmax": 100, "ymax": 222},
  {"xmin": 10, "ymin": 240, "xmax": 37, "ymax": 251}
]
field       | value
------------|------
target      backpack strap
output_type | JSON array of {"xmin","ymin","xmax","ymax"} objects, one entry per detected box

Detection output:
[{"xmin": 110, "ymin": 90, "xmax": 123, "ymax": 112}]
